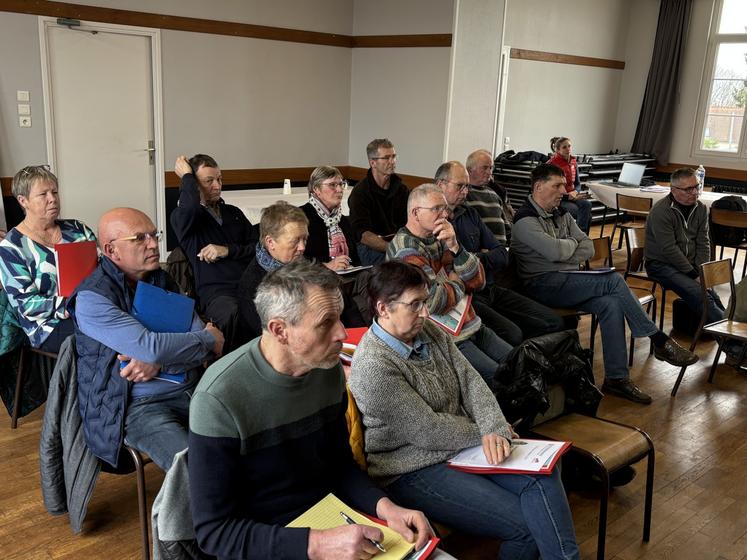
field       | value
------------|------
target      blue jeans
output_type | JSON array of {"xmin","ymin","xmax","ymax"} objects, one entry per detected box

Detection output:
[
  {"xmin": 385, "ymin": 463, "xmax": 579, "ymax": 560},
  {"xmin": 124, "ymin": 388, "xmax": 192, "ymax": 471},
  {"xmin": 526, "ymin": 271, "xmax": 658, "ymax": 379},
  {"xmin": 646, "ymin": 260, "xmax": 725, "ymax": 325},
  {"xmin": 457, "ymin": 325, "xmax": 513, "ymax": 383},
  {"xmin": 560, "ymin": 198, "xmax": 592, "ymax": 233},
  {"xmin": 356, "ymin": 243, "xmax": 386, "ymax": 266}
]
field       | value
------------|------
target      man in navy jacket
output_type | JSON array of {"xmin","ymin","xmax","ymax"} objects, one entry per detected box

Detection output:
[{"xmin": 170, "ymin": 154, "xmax": 258, "ymax": 352}]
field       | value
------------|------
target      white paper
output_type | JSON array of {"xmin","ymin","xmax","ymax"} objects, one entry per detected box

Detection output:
[{"xmin": 448, "ymin": 439, "xmax": 568, "ymax": 472}]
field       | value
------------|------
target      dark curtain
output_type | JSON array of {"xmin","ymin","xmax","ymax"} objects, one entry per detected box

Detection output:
[{"xmin": 631, "ymin": 0, "xmax": 692, "ymax": 164}]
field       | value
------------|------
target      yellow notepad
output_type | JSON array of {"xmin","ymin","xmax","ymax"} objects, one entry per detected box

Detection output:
[{"xmin": 286, "ymin": 493, "xmax": 414, "ymax": 559}]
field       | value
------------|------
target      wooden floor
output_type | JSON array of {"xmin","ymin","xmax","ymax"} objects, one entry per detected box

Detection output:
[{"xmin": 3, "ymin": 228, "xmax": 747, "ymax": 559}]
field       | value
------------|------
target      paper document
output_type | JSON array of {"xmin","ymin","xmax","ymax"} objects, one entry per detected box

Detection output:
[
  {"xmin": 287, "ymin": 493, "xmax": 436, "ymax": 560},
  {"xmin": 429, "ymin": 294, "xmax": 471, "ymax": 336},
  {"xmin": 639, "ymin": 186, "xmax": 670, "ymax": 193},
  {"xmin": 336, "ymin": 264, "xmax": 372, "ymax": 275},
  {"xmin": 448, "ymin": 439, "xmax": 571, "ymax": 475}
]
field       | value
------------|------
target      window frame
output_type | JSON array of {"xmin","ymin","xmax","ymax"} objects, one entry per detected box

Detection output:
[{"xmin": 692, "ymin": 0, "xmax": 747, "ymax": 160}]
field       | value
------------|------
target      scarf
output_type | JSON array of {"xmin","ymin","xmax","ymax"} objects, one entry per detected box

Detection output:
[
  {"xmin": 308, "ymin": 194, "xmax": 347, "ymax": 258},
  {"xmin": 255, "ymin": 242, "xmax": 285, "ymax": 273}
]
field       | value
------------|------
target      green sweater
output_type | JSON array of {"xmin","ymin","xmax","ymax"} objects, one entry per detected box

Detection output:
[
  {"xmin": 188, "ymin": 338, "xmax": 386, "ymax": 560},
  {"xmin": 349, "ymin": 322, "xmax": 511, "ymax": 483}
]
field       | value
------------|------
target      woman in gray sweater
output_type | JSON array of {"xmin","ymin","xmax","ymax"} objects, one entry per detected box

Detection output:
[{"xmin": 349, "ymin": 261, "xmax": 579, "ymax": 560}]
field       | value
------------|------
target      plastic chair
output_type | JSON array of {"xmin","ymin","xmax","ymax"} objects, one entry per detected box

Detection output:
[{"xmin": 670, "ymin": 258, "xmax": 746, "ymax": 396}]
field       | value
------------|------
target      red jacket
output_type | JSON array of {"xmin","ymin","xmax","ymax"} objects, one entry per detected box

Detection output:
[{"xmin": 547, "ymin": 153, "xmax": 577, "ymax": 193}]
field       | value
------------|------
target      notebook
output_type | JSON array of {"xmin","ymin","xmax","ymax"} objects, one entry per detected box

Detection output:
[
  {"xmin": 129, "ymin": 281, "xmax": 195, "ymax": 383},
  {"xmin": 55, "ymin": 240, "xmax": 98, "ymax": 297},
  {"xmin": 287, "ymin": 493, "xmax": 438, "ymax": 560}
]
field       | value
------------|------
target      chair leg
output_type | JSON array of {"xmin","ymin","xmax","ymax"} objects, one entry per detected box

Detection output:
[
  {"xmin": 628, "ymin": 332, "xmax": 635, "ymax": 367},
  {"xmin": 649, "ymin": 299, "xmax": 656, "ymax": 356},
  {"xmin": 589, "ymin": 316, "xmax": 598, "ymax": 355},
  {"xmin": 658, "ymin": 289, "xmax": 667, "ymax": 332},
  {"xmin": 642, "ymin": 441, "xmax": 655, "ymax": 542},
  {"xmin": 600, "ymin": 207, "xmax": 607, "ymax": 238},
  {"xmin": 11, "ymin": 346, "xmax": 27, "ymax": 429},
  {"xmin": 595, "ymin": 462, "xmax": 610, "ymax": 560},
  {"xmin": 127, "ymin": 447, "xmax": 151, "ymax": 560},
  {"xmin": 707, "ymin": 340, "xmax": 725, "ymax": 384}
]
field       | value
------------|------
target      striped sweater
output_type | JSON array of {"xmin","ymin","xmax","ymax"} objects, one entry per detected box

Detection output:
[{"xmin": 386, "ymin": 226, "xmax": 485, "ymax": 342}]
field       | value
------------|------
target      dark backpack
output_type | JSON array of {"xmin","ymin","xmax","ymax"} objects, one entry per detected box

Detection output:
[{"xmin": 711, "ymin": 195, "xmax": 747, "ymax": 247}]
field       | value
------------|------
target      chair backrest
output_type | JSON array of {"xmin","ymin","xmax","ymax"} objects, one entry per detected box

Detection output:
[
  {"xmin": 624, "ymin": 228, "xmax": 646, "ymax": 273},
  {"xmin": 587, "ymin": 236, "xmax": 612, "ymax": 269},
  {"xmin": 616, "ymin": 193, "xmax": 652, "ymax": 216},
  {"xmin": 710, "ymin": 207, "xmax": 747, "ymax": 228},
  {"xmin": 700, "ymin": 259, "xmax": 736, "ymax": 321}
]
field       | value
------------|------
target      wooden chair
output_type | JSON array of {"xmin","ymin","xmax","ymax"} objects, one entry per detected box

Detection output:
[
  {"xmin": 606, "ymin": 193, "xmax": 652, "ymax": 250},
  {"xmin": 585, "ymin": 237, "xmax": 655, "ymax": 365},
  {"xmin": 12, "ymin": 344, "xmax": 57, "ymax": 429},
  {"xmin": 709, "ymin": 207, "xmax": 747, "ymax": 279},
  {"xmin": 670, "ymin": 258, "xmax": 747, "ymax": 396},
  {"xmin": 531, "ymin": 413, "xmax": 654, "ymax": 560}
]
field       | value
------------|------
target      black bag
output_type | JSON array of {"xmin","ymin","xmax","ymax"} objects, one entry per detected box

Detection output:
[
  {"xmin": 672, "ymin": 297, "xmax": 700, "ymax": 336},
  {"xmin": 711, "ymin": 195, "xmax": 747, "ymax": 247},
  {"xmin": 490, "ymin": 330, "xmax": 602, "ymax": 433}
]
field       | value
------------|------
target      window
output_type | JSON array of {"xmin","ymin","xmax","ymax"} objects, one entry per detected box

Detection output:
[{"xmin": 695, "ymin": 0, "xmax": 747, "ymax": 157}]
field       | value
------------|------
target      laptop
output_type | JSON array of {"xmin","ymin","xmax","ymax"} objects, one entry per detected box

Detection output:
[{"xmin": 602, "ymin": 163, "xmax": 646, "ymax": 187}]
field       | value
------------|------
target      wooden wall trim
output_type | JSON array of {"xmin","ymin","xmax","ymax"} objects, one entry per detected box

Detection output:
[
  {"xmin": 352, "ymin": 34, "xmax": 452, "ymax": 48},
  {"xmin": 657, "ymin": 163, "xmax": 747, "ymax": 183},
  {"xmin": 0, "ymin": 1, "xmax": 451, "ymax": 48},
  {"xmin": 1, "ymin": 167, "xmax": 430, "ymax": 195},
  {"xmin": 510, "ymin": 48, "xmax": 625, "ymax": 70}
]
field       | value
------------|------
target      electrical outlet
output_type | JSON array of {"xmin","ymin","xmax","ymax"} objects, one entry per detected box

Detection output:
[
  {"xmin": 18, "ymin": 104, "xmax": 30, "ymax": 115},
  {"xmin": 19, "ymin": 116, "xmax": 32, "ymax": 128},
  {"xmin": 17, "ymin": 90, "xmax": 30, "ymax": 102}
]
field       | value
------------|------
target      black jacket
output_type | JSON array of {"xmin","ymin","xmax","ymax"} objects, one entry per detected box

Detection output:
[
  {"xmin": 347, "ymin": 169, "xmax": 409, "ymax": 243},
  {"xmin": 300, "ymin": 203, "xmax": 360, "ymax": 266},
  {"xmin": 169, "ymin": 173, "xmax": 258, "ymax": 306}
]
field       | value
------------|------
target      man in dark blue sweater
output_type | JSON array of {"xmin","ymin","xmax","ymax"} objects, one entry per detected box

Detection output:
[
  {"xmin": 436, "ymin": 161, "xmax": 565, "ymax": 345},
  {"xmin": 170, "ymin": 154, "xmax": 258, "ymax": 352},
  {"xmin": 188, "ymin": 260, "xmax": 433, "ymax": 560}
]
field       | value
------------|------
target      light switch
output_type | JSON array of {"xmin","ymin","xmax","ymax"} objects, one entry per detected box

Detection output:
[
  {"xmin": 19, "ymin": 116, "xmax": 32, "ymax": 128},
  {"xmin": 18, "ymin": 104, "xmax": 30, "ymax": 115},
  {"xmin": 17, "ymin": 90, "xmax": 30, "ymax": 102}
]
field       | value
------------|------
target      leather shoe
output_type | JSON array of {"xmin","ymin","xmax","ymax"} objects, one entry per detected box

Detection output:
[
  {"xmin": 602, "ymin": 378, "xmax": 652, "ymax": 405},
  {"xmin": 653, "ymin": 338, "xmax": 698, "ymax": 367}
]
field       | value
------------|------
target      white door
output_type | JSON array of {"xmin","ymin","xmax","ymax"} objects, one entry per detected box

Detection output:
[{"xmin": 40, "ymin": 18, "xmax": 165, "ymax": 249}]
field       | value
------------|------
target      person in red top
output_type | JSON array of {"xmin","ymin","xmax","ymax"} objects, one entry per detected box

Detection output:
[{"xmin": 547, "ymin": 137, "xmax": 591, "ymax": 233}]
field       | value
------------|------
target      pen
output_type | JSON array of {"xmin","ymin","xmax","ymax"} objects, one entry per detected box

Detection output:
[{"xmin": 339, "ymin": 511, "xmax": 387, "ymax": 553}]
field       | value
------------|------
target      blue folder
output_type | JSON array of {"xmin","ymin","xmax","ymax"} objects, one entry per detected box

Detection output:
[{"xmin": 129, "ymin": 281, "xmax": 196, "ymax": 383}]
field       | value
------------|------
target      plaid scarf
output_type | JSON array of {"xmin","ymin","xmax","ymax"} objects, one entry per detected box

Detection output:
[{"xmin": 308, "ymin": 194, "xmax": 344, "ymax": 257}]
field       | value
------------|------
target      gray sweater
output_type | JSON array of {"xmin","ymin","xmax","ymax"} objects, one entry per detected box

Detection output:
[
  {"xmin": 644, "ymin": 195, "xmax": 710, "ymax": 276},
  {"xmin": 349, "ymin": 321, "xmax": 511, "ymax": 483},
  {"xmin": 511, "ymin": 196, "xmax": 594, "ymax": 280}
]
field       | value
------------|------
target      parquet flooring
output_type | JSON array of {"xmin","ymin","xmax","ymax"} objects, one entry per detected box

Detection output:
[{"xmin": 3, "ymin": 228, "xmax": 747, "ymax": 559}]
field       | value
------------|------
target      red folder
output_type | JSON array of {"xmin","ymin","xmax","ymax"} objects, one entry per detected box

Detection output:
[
  {"xmin": 340, "ymin": 327, "xmax": 368, "ymax": 365},
  {"xmin": 55, "ymin": 240, "xmax": 98, "ymax": 297}
]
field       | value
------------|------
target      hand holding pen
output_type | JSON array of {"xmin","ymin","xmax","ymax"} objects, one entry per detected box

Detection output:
[{"xmin": 340, "ymin": 511, "xmax": 387, "ymax": 553}]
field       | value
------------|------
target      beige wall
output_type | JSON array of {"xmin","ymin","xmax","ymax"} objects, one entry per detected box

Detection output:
[
  {"xmin": 502, "ymin": 0, "xmax": 631, "ymax": 155},
  {"xmin": 348, "ymin": 0, "xmax": 453, "ymax": 178}
]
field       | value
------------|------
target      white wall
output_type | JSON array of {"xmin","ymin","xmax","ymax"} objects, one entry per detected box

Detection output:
[
  {"xmin": 348, "ymin": 0, "xmax": 453, "ymax": 177},
  {"xmin": 162, "ymin": 31, "xmax": 351, "ymax": 168},
  {"xmin": 0, "ymin": 12, "xmax": 49, "ymax": 176},
  {"xmin": 612, "ymin": 0, "xmax": 660, "ymax": 152},
  {"xmin": 502, "ymin": 0, "xmax": 632, "ymax": 155}
]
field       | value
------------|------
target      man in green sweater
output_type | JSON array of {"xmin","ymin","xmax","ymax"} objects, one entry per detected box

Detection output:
[{"xmin": 188, "ymin": 259, "xmax": 432, "ymax": 560}]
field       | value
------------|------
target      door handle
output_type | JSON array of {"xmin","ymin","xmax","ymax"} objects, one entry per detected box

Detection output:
[{"xmin": 142, "ymin": 140, "xmax": 155, "ymax": 165}]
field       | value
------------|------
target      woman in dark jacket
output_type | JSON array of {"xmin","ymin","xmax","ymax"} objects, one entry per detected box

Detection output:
[{"xmin": 300, "ymin": 166, "xmax": 360, "ymax": 270}]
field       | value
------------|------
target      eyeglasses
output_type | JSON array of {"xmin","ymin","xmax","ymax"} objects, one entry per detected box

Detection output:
[
  {"xmin": 391, "ymin": 298, "xmax": 428, "ymax": 313},
  {"xmin": 671, "ymin": 185, "xmax": 699, "ymax": 194},
  {"xmin": 19, "ymin": 164, "xmax": 51, "ymax": 177},
  {"xmin": 109, "ymin": 230, "xmax": 162, "ymax": 244},
  {"xmin": 445, "ymin": 179, "xmax": 469, "ymax": 192},
  {"xmin": 371, "ymin": 154, "xmax": 397, "ymax": 161},
  {"xmin": 320, "ymin": 180, "xmax": 348, "ymax": 190},
  {"xmin": 417, "ymin": 204, "xmax": 448, "ymax": 215}
]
